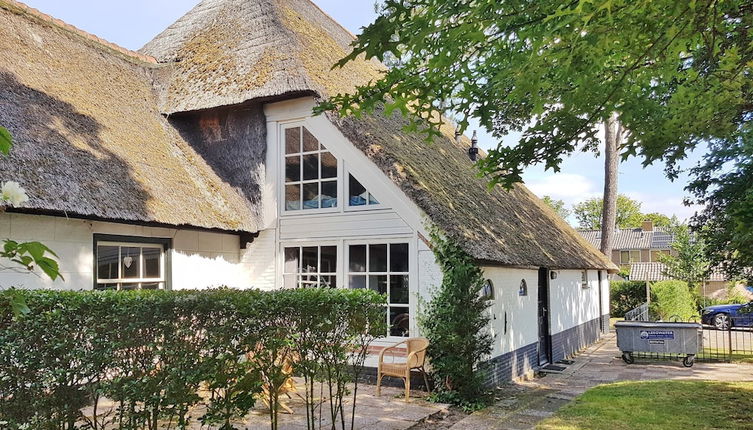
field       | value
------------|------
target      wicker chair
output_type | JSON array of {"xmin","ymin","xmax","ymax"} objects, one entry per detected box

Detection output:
[{"xmin": 376, "ymin": 337, "xmax": 430, "ymax": 401}]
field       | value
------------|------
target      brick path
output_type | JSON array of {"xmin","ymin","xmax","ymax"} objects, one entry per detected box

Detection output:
[{"xmin": 449, "ymin": 333, "xmax": 753, "ymax": 430}]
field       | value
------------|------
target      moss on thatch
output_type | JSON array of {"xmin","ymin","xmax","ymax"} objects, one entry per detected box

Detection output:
[
  {"xmin": 141, "ymin": 0, "xmax": 384, "ymax": 114},
  {"xmin": 329, "ymin": 109, "xmax": 617, "ymax": 271},
  {"xmin": 0, "ymin": 2, "xmax": 260, "ymax": 232}
]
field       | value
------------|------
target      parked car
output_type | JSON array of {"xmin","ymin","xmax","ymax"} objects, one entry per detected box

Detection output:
[{"xmin": 701, "ymin": 302, "xmax": 753, "ymax": 330}]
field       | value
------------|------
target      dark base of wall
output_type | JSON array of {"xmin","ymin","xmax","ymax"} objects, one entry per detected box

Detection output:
[
  {"xmin": 479, "ymin": 314, "xmax": 610, "ymax": 386},
  {"xmin": 550, "ymin": 316, "xmax": 602, "ymax": 363},
  {"xmin": 601, "ymin": 313, "xmax": 611, "ymax": 334},
  {"xmin": 479, "ymin": 342, "xmax": 539, "ymax": 387}
]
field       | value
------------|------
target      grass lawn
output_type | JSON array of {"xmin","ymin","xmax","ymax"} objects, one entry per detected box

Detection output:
[{"xmin": 537, "ymin": 380, "xmax": 753, "ymax": 430}]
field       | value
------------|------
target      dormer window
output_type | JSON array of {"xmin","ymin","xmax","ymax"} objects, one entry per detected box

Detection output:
[
  {"xmin": 284, "ymin": 126, "xmax": 337, "ymax": 211},
  {"xmin": 348, "ymin": 174, "xmax": 379, "ymax": 207}
]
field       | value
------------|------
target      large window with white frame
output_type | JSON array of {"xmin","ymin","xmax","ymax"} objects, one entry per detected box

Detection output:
[
  {"xmin": 348, "ymin": 174, "xmax": 380, "ymax": 207},
  {"xmin": 619, "ymin": 250, "xmax": 641, "ymax": 264},
  {"xmin": 347, "ymin": 243, "xmax": 410, "ymax": 337},
  {"xmin": 283, "ymin": 245, "xmax": 338, "ymax": 289},
  {"xmin": 94, "ymin": 235, "xmax": 169, "ymax": 290},
  {"xmin": 284, "ymin": 125, "xmax": 338, "ymax": 211}
]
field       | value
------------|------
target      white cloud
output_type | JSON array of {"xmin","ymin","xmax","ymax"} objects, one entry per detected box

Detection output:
[
  {"xmin": 525, "ymin": 173, "xmax": 601, "ymax": 206},
  {"xmin": 624, "ymin": 191, "xmax": 703, "ymax": 222}
]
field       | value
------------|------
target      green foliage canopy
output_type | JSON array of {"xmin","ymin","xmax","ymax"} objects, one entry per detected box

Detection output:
[
  {"xmin": 573, "ymin": 194, "xmax": 643, "ymax": 229},
  {"xmin": 320, "ymin": 0, "xmax": 752, "ymax": 189},
  {"xmin": 658, "ymin": 223, "xmax": 710, "ymax": 289},
  {"xmin": 541, "ymin": 195, "xmax": 571, "ymax": 220}
]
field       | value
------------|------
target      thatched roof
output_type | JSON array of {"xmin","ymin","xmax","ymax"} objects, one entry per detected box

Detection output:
[
  {"xmin": 330, "ymin": 110, "xmax": 617, "ymax": 271},
  {"xmin": 0, "ymin": 0, "xmax": 261, "ymax": 232},
  {"xmin": 140, "ymin": 0, "xmax": 615, "ymax": 270},
  {"xmin": 141, "ymin": 0, "xmax": 384, "ymax": 114}
]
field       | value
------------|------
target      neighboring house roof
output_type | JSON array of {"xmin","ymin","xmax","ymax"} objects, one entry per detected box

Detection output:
[
  {"xmin": 580, "ymin": 227, "xmax": 673, "ymax": 250},
  {"xmin": 629, "ymin": 262, "xmax": 729, "ymax": 282},
  {"xmin": 1, "ymin": 0, "xmax": 616, "ymax": 271},
  {"xmin": 0, "ymin": 0, "xmax": 260, "ymax": 233}
]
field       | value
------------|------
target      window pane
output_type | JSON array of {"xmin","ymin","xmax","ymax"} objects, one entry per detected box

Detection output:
[
  {"xmin": 97, "ymin": 245, "xmax": 119, "ymax": 280},
  {"xmin": 620, "ymin": 251, "xmax": 629, "ymax": 263},
  {"xmin": 302, "ymin": 247, "xmax": 318, "ymax": 273},
  {"xmin": 320, "ymin": 275, "xmax": 336, "ymax": 288},
  {"xmin": 368, "ymin": 275, "xmax": 388, "ymax": 295},
  {"xmin": 285, "ymin": 127, "xmax": 300, "ymax": 154},
  {"xmin": 349, "ymin": 245, "xmax": 366, "ymax": 272},
  {"xmin": 368, "ymin": 193, "xmax": 379, "ymax": 205},
  {"xmin": 321, "ymin": 152, "xmax": 337, "ymax": 179},
  {"xmin": 320, "ymin": 246, "xmax": 337, "ymax": 273},
  {"xmin": 390, "ymin": 275, "xmax": 409, "ymax": 304},
  {"xmin": 321, "ymin": 181, "xmax": 337, "ymax": 208},
  {"xmin": 349, "ymin": 175, "xmax": 367, "ymax": 206},
  {"xmin": 285, "ymin": 184, "xmax": 301, "ymax": 211},
  {"xmin": 121, "ymin": 247, "xmax": 140, "ymax": 279},
  {"xmin": 302, "ymin": 127, "xmax": 319, "ymax": 152},
  {"xmin": 302, "ymin": 154, "xmax": 319, "ymax": 180},
  {"xmin": 96, "ymin": 283, "xmax": 117, "ymax": 291},
  {"xmin": 284, "ymin": 247, "xmax": 300, "ymax": 273},
  {"xmin": 349, "ymin": 275, "xmax": 366, "ymax": 289},
  {"xmin": 302, "ymin": 183, "xmax": 319, "ymax": 209},
  {"xmin": 143, "ymin": 247, "xmax": 161, "ymax": 279},
  {"xmin": 390, "ymin": 243, "xmax": 409, "ymax": 272},
  {"xmin": 369, "ymin": 244, "xmax": 388, "ymax": 272},
  {"xmin": 389, "ymin": 307, "xmax": 410, "ymax": 337},
  {"xmin": 120, "ymin": 283, "xmax": 138, "ymax": 290},
  {"xmin": 285, "ymin": 156, "xmax": 300, "ymax": 182},
  {"xmin": 141, "ymin": 282, "xmax": 161, "ymax": 290},
  {"xmin": 301, "ymin": 274, "xmax": 319, "ymax": 288},
  {"xmin": 283, "ymin": 274, "xmax": 298, "ymax": 289}
]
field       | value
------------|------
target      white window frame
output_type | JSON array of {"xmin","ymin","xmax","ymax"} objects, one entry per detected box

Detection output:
[
  {"xmin": 344, "ymin": 171, "xmax": 385, "ymax": 212},
  {"xmin": 281, "ymin": 243, "xmax": 339, "ymax": 289},
  {"xmin": 281, "ymin": 123, "xmax": 340, "ymax": 214},
  {"xmin": 346, "ymin": 240, "xmax": 411, "ymax": 338},
  {"xmin": 95, "ymin": 240, "xmax": 167, "ymax": 290}
]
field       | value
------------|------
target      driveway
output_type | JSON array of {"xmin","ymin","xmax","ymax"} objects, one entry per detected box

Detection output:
[{"xmin": 450, "ymin": 332, "xmax": 753, "ymax": 430}]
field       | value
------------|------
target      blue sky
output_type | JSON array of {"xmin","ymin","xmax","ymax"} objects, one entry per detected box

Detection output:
[{"xmin": 22, "ymin": 0, "xmax": 703, "ymax": 222}]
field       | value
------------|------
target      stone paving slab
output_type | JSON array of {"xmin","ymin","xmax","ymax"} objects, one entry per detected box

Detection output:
[{"xmin": 450, "ymin": 333, "xmax": 753, "ymax": 430}]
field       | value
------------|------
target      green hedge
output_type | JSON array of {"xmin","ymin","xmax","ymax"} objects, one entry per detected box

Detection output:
[
  {"xmin": 650, "ymin": 280, "xmax": 698, "ymax": 321},
  {"xmin": 610, "ymin": 281, "xmax": 647, "ymax": 317},
  {"xmin": 0, "ymin": 288, "xmax": 386, "ymax": 430}
]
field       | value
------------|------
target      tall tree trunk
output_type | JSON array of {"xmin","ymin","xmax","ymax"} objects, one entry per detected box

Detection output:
[{"xmin": 600, "ymin": 114, "xmax": 622, "ymax": 257}]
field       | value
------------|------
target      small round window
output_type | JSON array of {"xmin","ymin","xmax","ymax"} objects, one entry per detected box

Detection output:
[
  {"xmin": 519, "ymin": 279, "xmax": 528, "ymax": 296},
  {"xmin": 481, "ymin": 279, "xmax": 494, "ymax": 300}
]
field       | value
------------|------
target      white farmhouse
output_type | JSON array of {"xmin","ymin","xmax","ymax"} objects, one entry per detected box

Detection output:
[{"xmin": 0, "ymin": 0, "xmax": 617, "ymax": 382}]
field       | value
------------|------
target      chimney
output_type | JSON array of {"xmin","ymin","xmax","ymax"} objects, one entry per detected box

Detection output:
[
  {"xmin": 468, "ymin": 130, "xmax": 479, "ymax": 162},
  {"xmin": 641, "ymin": 220, "xmax": 654, "ymax": 231}
]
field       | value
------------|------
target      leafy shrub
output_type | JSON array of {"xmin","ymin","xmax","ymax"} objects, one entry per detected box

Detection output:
[
  {"xmin": 419, "ymin": 231, "xmax": 492, "ymax": 407},
  {"xmin": 0, "ymin": 288, "xmax": 385, "ymax": 430},
  {"xmin": 650, "ymin": 280, "xmax": 698, "ymax": 321},
  {"xmin": 610, "ymin": 281, "xmax": 647, "ymax": 317}
]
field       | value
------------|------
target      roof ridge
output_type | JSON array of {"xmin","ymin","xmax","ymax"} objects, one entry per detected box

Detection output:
[{"xmin": 1, "ymin": 0, "xmax": 157, "ymax": 64}]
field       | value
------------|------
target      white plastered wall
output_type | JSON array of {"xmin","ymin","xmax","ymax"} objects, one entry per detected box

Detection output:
[
  {"xmin": 548, "ymin": 269, "xmax": 602, "ymax": 335},
  {"xmin": 0, "ymin": 212, "xmax": 261, "ymax": 290},
  {"xmin": 482, "ymin": 267, "xmax": 540, "ymax": 358}
]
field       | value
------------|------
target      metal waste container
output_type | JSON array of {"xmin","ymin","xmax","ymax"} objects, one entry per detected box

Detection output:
[{"xmin": 615, "ymin": 321, "xmax": 703, "ymax": 367}]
